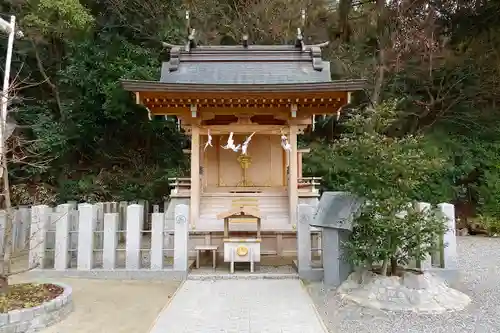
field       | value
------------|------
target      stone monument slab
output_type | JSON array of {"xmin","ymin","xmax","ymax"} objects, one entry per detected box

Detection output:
[{"xmin": 311, "ymin": 191, "xmax": 362, "ymax": 231}]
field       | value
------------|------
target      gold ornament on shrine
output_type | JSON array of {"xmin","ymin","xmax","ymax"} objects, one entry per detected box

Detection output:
[
  {"xmin": 236, "ymin": 153, "xmax": 253, "ymax": 187},
  {"xmin": 236, "ymin": 245, "xmax": 248, "ymax": 256}
]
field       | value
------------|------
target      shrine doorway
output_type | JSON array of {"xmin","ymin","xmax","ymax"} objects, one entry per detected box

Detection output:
[{"xmin": 202, "ymin": 134, "xmax": 286, "ymax": 193}]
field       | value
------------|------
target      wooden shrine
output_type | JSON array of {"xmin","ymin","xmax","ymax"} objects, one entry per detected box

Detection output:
[{"xmin": 120, "ymin": 11, "xmax": 366, "ymax": 270}]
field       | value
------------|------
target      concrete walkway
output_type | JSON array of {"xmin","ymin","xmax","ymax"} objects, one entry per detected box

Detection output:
[{"xmin": 149, "ymin": 279, "xmax": 327, "ymax": 333}]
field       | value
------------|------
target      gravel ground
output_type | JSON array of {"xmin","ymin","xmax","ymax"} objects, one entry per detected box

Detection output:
[{"xmin": 307, "ymin": 236, "xmax": 500, "ymax": 333}]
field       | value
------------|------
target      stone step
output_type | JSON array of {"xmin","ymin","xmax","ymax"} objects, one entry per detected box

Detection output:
[
  {"xmin": 200, "ymin": 201, "xmax": 287, "ymax": 207},
  {"xmin": 201, "ymin": 209, "xmax": 288, "ymax": 214},
  {"xmin": 201, "ymin": 207, "xmax": 288, "ymax": 211},
  {"xmin": 200, "ymin": 214, "xmax": 290, "ymax": 221}
]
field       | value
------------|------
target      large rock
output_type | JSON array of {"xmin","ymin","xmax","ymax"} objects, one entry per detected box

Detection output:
[
  {"xmin": 338, "ymin": 270, "xmax": 471, "ymax": 314},
  {"xmin": 402, "ymin": 272, "xmax": 431, "ymax": 290}
]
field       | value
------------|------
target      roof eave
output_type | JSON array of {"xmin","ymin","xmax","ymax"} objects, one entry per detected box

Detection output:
[{"xmin": 120, "ymin": 79, "xmax": 367, "ymax": 93}]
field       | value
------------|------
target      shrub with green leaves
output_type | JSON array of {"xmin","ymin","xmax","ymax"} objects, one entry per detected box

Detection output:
[
  {"xmin": 477, "ymin": 214, "xmax": 500, "ymax": 236},
  {"xmin": 323, "ymin": 100, "xmax": 449, "ymax": 275},
  {"xmin": 344, "ymin": 202, "xmax": 447, "ymax": 275}
]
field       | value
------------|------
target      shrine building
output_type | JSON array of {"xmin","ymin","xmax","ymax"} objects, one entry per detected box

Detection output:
[{"xmin": 121, "ymin": 33, "xmax": 365, "ymax": 269}]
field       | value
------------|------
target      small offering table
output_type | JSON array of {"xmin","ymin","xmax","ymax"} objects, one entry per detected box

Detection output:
[
  {"xmin": 217, "ymin": 206, "xmax": 262, "ymax": 273},
  {"xmin": 195, "ymin": 244, "xmax": 219, "ymax": 269}
]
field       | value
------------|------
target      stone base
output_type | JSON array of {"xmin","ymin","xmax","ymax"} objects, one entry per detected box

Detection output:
[
  {"xmin": 292, "ymin": 260, "xmax": 324, "ymax": 282},
  {"xmin": 22, "ymin": 260, "xmax": 196, "ymax": 281},
  {"xmin": 338, "ymin": 271, "xmax": 471, "ymax": 314}
]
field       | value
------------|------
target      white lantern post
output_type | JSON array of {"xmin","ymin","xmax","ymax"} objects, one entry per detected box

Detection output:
[{"xmin": 0, "ymin": 16, "xmax": 22, "ymax": 176}]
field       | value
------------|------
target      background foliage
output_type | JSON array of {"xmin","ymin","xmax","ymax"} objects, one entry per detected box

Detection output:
[{"xmin": 0, "ymin": 0, "xmax": 496, "ymax": 222}]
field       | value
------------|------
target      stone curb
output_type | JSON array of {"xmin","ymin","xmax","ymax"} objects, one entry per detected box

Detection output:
[
  {"xmin": 146, "ymin": 277, "xmax": 187, "ymax": 333},
  {"xmin": 299, "ymin": 279, "xmax": 330, "ymax": 333},
  {"xmin": 0, "ymin": 282, "xmax": 73, "ymax": 333},
  {"xmin": 22, "ymin": 268, "xmax": 189, "ymax": 281}
]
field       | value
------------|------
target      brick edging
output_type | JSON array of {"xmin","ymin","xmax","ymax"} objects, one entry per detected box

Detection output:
[{"xmin": 0, "ymin": 282, "xmax": 73, "ymax": 333}]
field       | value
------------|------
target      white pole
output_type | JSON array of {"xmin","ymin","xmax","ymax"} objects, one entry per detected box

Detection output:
[{"xmin": 0, "ymin": 16, "xmax": 15, "ymax": 177}]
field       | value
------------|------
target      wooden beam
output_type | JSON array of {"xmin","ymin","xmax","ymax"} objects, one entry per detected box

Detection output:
[
  {"xmin": 198, "ymin": 124, "xmax": 289, "ymax": 135},
  {"xmin": 147, "ymin": 105, "xmax": 346, "ymax": 117},
  {"xmin": 288, "ymin": 118, "xmax": 312, "ymax": 125},
  {"xmin": 138, "ymin": 90, "xmax": 350, "ymax": 102}
]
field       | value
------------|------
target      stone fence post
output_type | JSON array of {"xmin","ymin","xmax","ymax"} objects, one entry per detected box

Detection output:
[
  {"xmin": 17, "ymin": 206, "xmax": 31, "ymax": 251},
  {"xmin": 126, "ymin": 204, "xmax": 143, "ymax": 269},
  {"xmin": 438, "ymin": 203, "xmax": 457, "ymax": 270},
  {"xmin": 173, "ymin": 204, "xmax": 189, "ymax": 272},
  {"xmin": 151, "ymin": 212, "xmax": 164, "ymax": 270},
  {"xmin": 29, "ymin": 205, "xmax": 50, "ymax": 269},
  {"xmin": 54, "ymin": 204, "xmax": 72, "ymax": 270},
  {"xmin": 297, "ymin": 204, "xmax": 314, "ymax": 278},
  {"xmin": 77, "ymin": 203, "xmax": 96, "ymax": 270},
  {"xmin": 103, "ymin": 213, "xmax": 119, "ymax": 270},
  {"xmin": 118, "ymin": 201, "xmax": 128, "ymax": 242}
]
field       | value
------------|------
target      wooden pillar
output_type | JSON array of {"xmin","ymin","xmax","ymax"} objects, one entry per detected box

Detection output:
[
  {"xmin": 297, "ymin": 148, "xmax": 310, "ymax": 179},
  {"xmin": 289, "ymin": 125, "xmax": 298, "ymax": 228},
  {"xmin": 190, "ymin": 125, "xmax": 200, "ymax": 229},
  {"xmin": 257, "ymin": 218, "xmax": 261, "ymax": 239},
  {"xmin": 297, "ymin": 151, "xmax": 303, "ymax": 179}
]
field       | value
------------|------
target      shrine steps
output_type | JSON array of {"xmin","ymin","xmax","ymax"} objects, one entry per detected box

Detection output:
[{"xmin": 199, "ymin": 194, "xmax": 290, "ymax": 231}]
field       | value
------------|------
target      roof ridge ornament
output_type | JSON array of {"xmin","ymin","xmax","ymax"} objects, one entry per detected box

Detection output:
[
  {"xmin": 295, "ymin": 9, "xmax": 306, "ymax": 51},
  {"xmin": 310, "ymin": 46, "xmax": 323, "ymax": 71},
  {"xmin": 162, "ymin": 10, "xmax": 197, "ymax": 53},
  {"xmin": 184, "ymin": 11, "xmax": 197, "ymax": 52},
  {"xmin": 168, "ymin": 46, "xmax": 181, "ymax": 72},
  {"xmin": 242, "ymin": 34, "xmax": 249, "ymax": 48}
]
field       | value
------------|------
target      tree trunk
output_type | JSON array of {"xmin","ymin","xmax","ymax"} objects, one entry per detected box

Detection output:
[
  {"xmin": 0, "ymin": 274, "xmax": 7, "ymax": 294},
  {"xmin": 380, "ymin": 258, "xmax": 388, "ymax": 276},
  {"xmin": 338, "ymin": 0, "xmax": 353, "ymax": 43},
  {"xmin": 31, "ymin": 39, "xmax": 64, "ymax": 121},
  {"xmin": 371, "ymin": 0, "xmax": 388, "ymax": 107},
  {"xmin": 0, "ymin": 121, "xmax": 13, "ymax": 294},
  {"xmin": 390, "ymin": 257, "xmax": 398, "ymax": 276}
]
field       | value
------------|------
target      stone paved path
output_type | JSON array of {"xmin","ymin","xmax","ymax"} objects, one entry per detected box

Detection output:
[{"xmin": 149, "ymin": 279, "xmax": 327, "ymax": 333}]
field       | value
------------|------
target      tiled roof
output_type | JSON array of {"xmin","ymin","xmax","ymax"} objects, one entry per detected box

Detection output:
[{"xmin": 160, "ymin": 44, "xmax": 333, "ymax": 85}]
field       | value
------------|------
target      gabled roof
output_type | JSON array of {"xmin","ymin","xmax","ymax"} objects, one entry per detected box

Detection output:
[
  {"xmin": 160, "ymin": 44, "xmax": 333, "ymax": 85},
  {"xmin": 216, "ymin": 206, "xmax": 262, "ymax": 220}
]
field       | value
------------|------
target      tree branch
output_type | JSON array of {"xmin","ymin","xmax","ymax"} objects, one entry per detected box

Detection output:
[{"xmin": 30, "ymin": 39, "xmax": 64, "ymax": 121}]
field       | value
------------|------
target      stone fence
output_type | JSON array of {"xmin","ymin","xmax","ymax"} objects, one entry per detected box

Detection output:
[
  {"xmin": 0, "ymin": 207, "xmax": 32, "ymax": 253},
  {"xmin": 297, "ymin": 197, "xmax": 459, "ymax": 285},
  {"xmin": 13, "ymin": 202, "xmax": 190, "ymax": 279},
  {"xmin": 0, "ymin": 200, "xmax": 168, "ymax": 255}
]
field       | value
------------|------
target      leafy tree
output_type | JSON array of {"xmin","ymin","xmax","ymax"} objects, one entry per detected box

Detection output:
[{"xmin": 314, "ymin": 100, "xmax": 448, "ymax": 275}]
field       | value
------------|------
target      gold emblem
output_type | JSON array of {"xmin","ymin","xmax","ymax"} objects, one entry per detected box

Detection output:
[{"xmin": 236, "ymin": 245, "xmax": 248, "ymax": 256}]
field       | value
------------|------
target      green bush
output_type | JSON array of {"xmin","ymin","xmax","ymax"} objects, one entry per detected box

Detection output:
[{"xmin": 315, "ymin": 100, "xmax": 449, "ymax": 275}]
